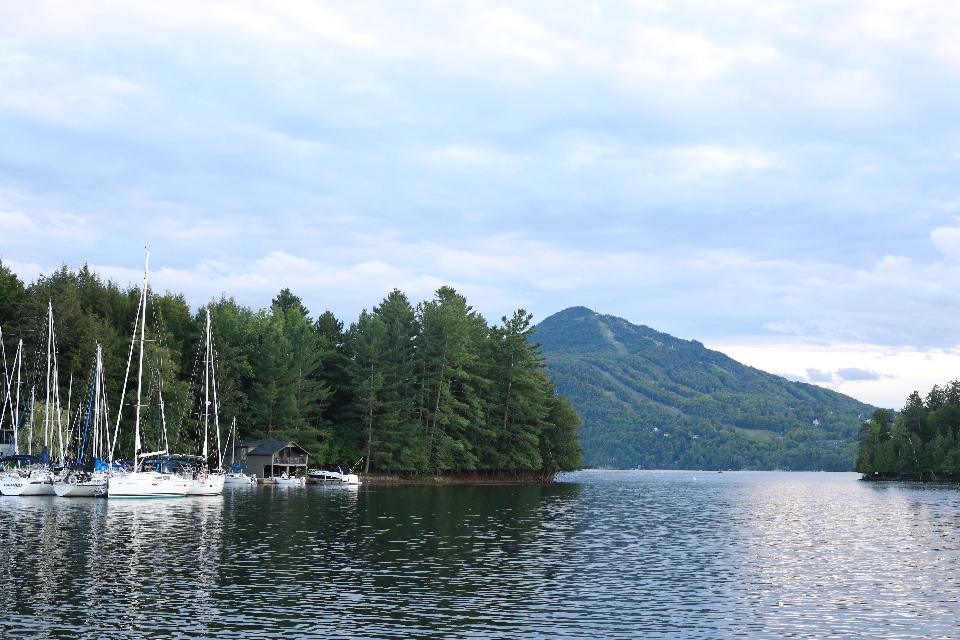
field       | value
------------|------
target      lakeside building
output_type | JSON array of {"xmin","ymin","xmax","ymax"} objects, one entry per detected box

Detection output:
[{"xmin": 235, "ymin": 441, "xmax": 309, "ymax": 478}]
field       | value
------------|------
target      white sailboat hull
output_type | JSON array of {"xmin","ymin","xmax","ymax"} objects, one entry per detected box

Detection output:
[
  {"xmin": 54, "ymin": 482, "xmax": 106, "ymax": 497},
  {"xmin": 54, "ymin": 473, "xmax": 108, "ymax": 497},
  {"xmin": 0, "ymin": 473, "xmax": 56, "ymax": 496},
  {"xmin": 185, "ymin": 473, "xmax": 225, "ymax": 496},
  {"xmin": 224, "ymin": 473, "xmax": 255, "ymax": 485},
  {"xmin": 107, "ymin": 472, "xmax": 191, "ymax": 498},
  {"xmin": 273, "ymin": 476, "xmax": 305, "ymax": 486}
]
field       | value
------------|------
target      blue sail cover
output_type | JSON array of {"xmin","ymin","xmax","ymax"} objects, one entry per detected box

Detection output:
[
  {"xmin": 38, "ymin": 446, "xmax": 50, "ymax": 465},
  {"xmin": 231, "ymin": 463, "xmax": 246, "ymax": 471},
  {"xmin": 94, "ymin": 458, "xmax": 109, "ymax": 472}
]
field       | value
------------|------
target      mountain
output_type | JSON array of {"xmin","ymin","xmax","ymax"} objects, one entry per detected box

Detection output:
[{"xmin": 536, "ymin": 307, "xmax": 875, "ymax": 471}]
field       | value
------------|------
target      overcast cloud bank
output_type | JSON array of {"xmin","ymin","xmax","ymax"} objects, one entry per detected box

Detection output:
[{"xmin": 3, "ymin": 1, "xmax": 960, "ymax": 407}]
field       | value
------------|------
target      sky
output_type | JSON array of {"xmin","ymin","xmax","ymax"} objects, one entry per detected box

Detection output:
[{"xmin": 2, "ymin": 0, "xmax": 960, "ymax": 408}]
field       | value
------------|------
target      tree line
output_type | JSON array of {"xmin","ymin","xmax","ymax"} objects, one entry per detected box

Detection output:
[
  {"xmin": 856, "ymin": 382, "xmax": 960, "ymax": 476},
  {"xmin": 0, "ymin": 260, "xmax": 582, "ymax": 477}
]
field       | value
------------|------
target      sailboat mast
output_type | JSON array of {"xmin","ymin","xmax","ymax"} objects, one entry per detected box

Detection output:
[
  {"xmin": 55, "ymin": 360, "xmax": 64, "ymax": 463},
  {"xmin": 45, "ymin": 300, "xmax": 52, "ymax": 449},
  {"xmin": 28, "ymin": 384, "xmax": 35, "ymax": 454},
  {"xmin": 65, "ymin": 372, "xmax": 72, "ymax": 462},
  {"xmin": 212, "ymin": 351, "xmax": 222, "ymax": 471},
  {"xmin": 94, "ymin": 344, "xmax": 102, "ymax": 459},
  {"xmin": 0, "ymin": 326, "xmax": 13, "ymax": 438},
  {"xmin": 134, "ymin": 251, "xmax": 149, "ymax": 464},
  {"xmin": 207, "ymin": 308, "xmax": 223, "ymax": 470},
  {"xmin": 14, "ymin": 341, "xmax": 21, "ymax": 454},
  {"xmin": 0, "ymin": 325, "xmax": 9, "ymax": 431},
  {"xmin": 203, "ymin": 308, "xmax": 210, "ymax": 464}
]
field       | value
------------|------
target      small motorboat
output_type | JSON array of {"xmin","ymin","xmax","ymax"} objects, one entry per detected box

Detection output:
[
  {"xmin": 307, "ymin": 468, "xmax": 345, "ymax": 482},
  {"xmin": 273, "ymin": 473, "xmax": 305, "ymax": 486},
  {"xmin": 224, "ymin": 472, "xmax": 256, "ymax": 485},
  {"xmin": 307, "ymin": 459, "xmax": 362, "ymax": 485}
]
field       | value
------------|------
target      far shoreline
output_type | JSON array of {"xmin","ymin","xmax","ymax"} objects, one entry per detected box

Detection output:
[
  {"xmin": 356, "ymin": 470, "xmax": 561, "ymax": 485},
  {"xmin": 859, "ymin": 471, "xmax": 960, "ymax": 482}
]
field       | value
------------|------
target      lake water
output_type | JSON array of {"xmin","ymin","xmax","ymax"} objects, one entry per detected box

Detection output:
[{"xmin": 1, "ymin": 471, "xmax": 959, "ymax": 638}]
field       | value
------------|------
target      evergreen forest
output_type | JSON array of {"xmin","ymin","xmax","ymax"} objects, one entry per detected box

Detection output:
[
  {"xmin": 0, "ymin": 260, "xmax": 582, "ymax": 477},
  {"xmin": 856, "ymin": 383, "xmax": 960, "ymax": 477}
]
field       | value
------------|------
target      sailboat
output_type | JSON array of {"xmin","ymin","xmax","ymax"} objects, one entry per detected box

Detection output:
[
  {"xmin": 0, "ymin": 331, "xmax": 26, "ymax": 487},
  {"xmin": 186, "ymin": 309, "xmax": 225, "ymax": 496},
  {"xmin": 0, "ymin": 303, "xmax": 63, "ymax": 497},
  {"xmin": 223, "ymin": 417, "xmax": 256, "ymax": 485},
  {"xmin": 54, "ymin": 344, "xmax": 111, "ymax": 497},
  {"xmin": 107, "ymin": 251, "xmax": 192, "ymax": 499}
]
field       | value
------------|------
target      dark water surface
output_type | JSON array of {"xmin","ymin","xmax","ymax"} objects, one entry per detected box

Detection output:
[{"xmin": 2, "ymin": 471, "xmax": 959, "ymax": 638}]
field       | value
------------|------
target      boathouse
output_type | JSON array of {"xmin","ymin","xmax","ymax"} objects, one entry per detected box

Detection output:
[{"xmin": 235, "ymin": 441, "xmax": 309, "ymax": 478}]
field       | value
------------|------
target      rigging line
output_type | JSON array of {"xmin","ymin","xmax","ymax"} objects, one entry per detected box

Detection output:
[
  {"xmin": 154, "ymin": 358, "xmax": 170, "ymax": 456},
  {"xmin": 64, "ymin": 371, "xmax": 74, "ymax": 461},
  {"xmin": 79, "ymin": 359, "xmax": 97, "ymax": 464},
  {"xmin": 0, "ymin": 327, "xmax": 14, "ymax": 431},
  {"xmin": 0, "ymin": 325, "xmax": 10, "ymax": 431},
  {"xmin": 133, "ymin": 251, "xmax": 149, "ymax": 463},
  {"xmin": 68, "ymin": 365, "xmax": 94, "ymax": 458},
  {"xmin": 13, "ymin": 340, "xmax": 22, "ymax": 452},
  {"xmin": 181, "ymin": 320, "xmax": 207, "ymax": 441},
  {"xmin": 110, "ymin": 279, "xmax": 145, "ymax": 463},
  {"xmin": 44, "ymin": 300, "xmax": 52, "ymax": 449},
  {"xmin": 54, "ymin": 359, "xmax": 64, "ymax": 463},
  {"xmin": 49, "ymin": 318, "xmax": 66, "ymax": 462},
  {"xmin": 209, "ymin": 313, "xmax": 223, "ymax": 470},
  {"xmin": 4, "ymin": 388, "xmax": 32, "ymax": 457}
]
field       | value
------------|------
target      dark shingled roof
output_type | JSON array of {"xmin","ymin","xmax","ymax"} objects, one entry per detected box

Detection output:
[{"xmin": 239, "ymin": 440, "xmax": 308, "ymax": 457}]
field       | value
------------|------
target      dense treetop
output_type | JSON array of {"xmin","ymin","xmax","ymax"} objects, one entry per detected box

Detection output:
[
  {"xmin": 856, "ymin": 383, "xmax": 960, "ymax": 477},
  {"xmin": 538, "ymin": 307, "xmax": 875, "ymax": 471},
  {"xmin": 0, "ymin": 260, "xmax": 582, "ymax": 476}
]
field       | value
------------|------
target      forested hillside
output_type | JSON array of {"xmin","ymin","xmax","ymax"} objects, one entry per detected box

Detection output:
[
  {"xmin": 857, "ymin": 384, "xmax": 960, "ymax": 477},
  {"xmin": 537, "ymin": 307, "xmax": 875, "ymax": 470},
  {"xmin": 0, "ymin": 260, "xmax": 582, "ymax": 476}
]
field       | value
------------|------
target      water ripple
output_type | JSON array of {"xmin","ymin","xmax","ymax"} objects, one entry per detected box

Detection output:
[{"xmin": 2, "ymin": 472, "xmax": 959, "ymax": 638}]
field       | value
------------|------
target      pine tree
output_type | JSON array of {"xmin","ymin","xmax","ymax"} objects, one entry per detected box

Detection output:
[{"xmin": 416, "ymin": 286, "xmax": 486, "ymax": 472}]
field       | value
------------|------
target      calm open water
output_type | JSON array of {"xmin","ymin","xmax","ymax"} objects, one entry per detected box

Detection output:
[{"xmin": 1, "ymin": 471, "xmax": 959, "ymax": 639}]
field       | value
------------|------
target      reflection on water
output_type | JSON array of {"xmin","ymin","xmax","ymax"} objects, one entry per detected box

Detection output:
[{"xmin": 1, "ymin": 472, "xmax": 959, "ymax": 638}]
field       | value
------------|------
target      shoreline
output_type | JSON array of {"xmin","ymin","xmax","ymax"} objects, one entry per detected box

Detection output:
[
  {"xmin": 860, "ymin": 471, "xmax": 960, "ymax": 482},
  {"xmin": 358, "ymin": 471, "xmax": 559, "ymax": 485}
]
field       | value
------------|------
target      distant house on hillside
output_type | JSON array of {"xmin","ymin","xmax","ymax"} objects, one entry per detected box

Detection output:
[{"xmin": 235, "ymin": 441, "xmax": 309, "ymax": 478}]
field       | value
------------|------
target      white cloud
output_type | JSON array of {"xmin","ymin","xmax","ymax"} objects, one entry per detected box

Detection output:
[
  {"xmin": 715, "ymin": 340, "xmax": 960, "ymax": 408},
  {"xmin": 0, "ymin": 48, "xmax": 149, "ymax": 126},
  {"xmin": 417, "ymin": 145, "xmax": 522, "ymax": 169},
  {"xmin": 620, "ymin": 27, "xmax": 732, "ymax": 97},
  {"xmin": 931, "ymin": 226, "xmax": 960, "ymax": 258},
  {"xmin": 0, "ymin": 210, "xmax": 34, "ymax": 232}
]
